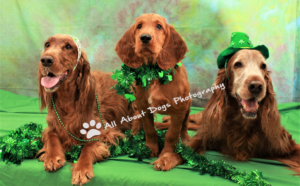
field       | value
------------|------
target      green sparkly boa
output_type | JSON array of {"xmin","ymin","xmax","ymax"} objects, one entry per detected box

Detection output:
[
  {"xmin": 0, "ymin": 123, "xmax": 270, "ymax": 186},
  {"xmin": 111, "ymin": 63, "xmax": 182, "ymax": 104},
  {"xmin": 0, "ymin": 123, "xmax": 44, "ymax": 164}
]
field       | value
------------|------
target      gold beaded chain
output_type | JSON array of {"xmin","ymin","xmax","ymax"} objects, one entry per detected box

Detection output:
[{"xmin": 51, "ymin": 91, "xmax": 105, "ymax": 142}]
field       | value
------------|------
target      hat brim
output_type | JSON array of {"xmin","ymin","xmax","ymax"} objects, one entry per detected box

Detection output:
[{"xmin": 217, "ymin": 45, "xmax": 269, "ymax": 69}]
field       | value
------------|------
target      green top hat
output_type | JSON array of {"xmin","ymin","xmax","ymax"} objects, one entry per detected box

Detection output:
[{"xmin": 217, "ymin": 32, "xmax": 269, "ymax": 69}]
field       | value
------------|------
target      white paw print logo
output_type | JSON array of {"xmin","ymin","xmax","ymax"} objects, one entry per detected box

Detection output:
[{"xmin": 80, "ymin": 120, "xmax": 102, "ymax": 139}]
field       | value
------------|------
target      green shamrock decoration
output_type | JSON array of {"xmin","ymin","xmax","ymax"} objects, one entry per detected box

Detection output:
[
  {"xmin": 0, "ymin": 123, "xmax": 271, "ymax": 186},
  {"xmin": 158, "ymin": 71, "xmax": 164, "ymax": 78},
  {"xmin": 239, "ymin": 39, "xmax": 245, "ymax": 44},
  {"xmin": 111, "ymin": 62, "xmax": 181, "ymax": 105}
]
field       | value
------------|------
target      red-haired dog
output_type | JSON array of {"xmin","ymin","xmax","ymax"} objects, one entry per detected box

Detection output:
[
  {"xmin": 115, "ymin": 13, "xmax": 191, "ymax": 171},
  {"xmin": 37, "ymin": 34, "xmax": 135, "ymax": 185},
  {"xmin": 188, "ymin": 49, "xmax": 300, "ymax": 174}
]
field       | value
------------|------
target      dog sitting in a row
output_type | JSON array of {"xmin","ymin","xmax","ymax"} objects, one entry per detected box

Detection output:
[
  {"xmin": 115, "ymin": 13, "xmax": 191, "ymax": 171},
  {"xmin": 37, "ymin": 34, "xmax": 139, "ymax": 185},
  {"xmin": 157, "ymin": 32, "xmax": 300, "ymax": 175}
]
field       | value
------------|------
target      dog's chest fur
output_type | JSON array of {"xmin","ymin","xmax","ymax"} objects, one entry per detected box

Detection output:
[
  {"xmin": 219, "ymin": 106, "xmax": 268, "ymax": 160},
  {"xmin": 134, "ymin": 66, "xmax": 190, "ymax": 114}
]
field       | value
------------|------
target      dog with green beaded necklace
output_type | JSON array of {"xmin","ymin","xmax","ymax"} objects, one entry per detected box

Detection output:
[{"xmin": 37, "ymin": 34, "xmax": 139, "ymax": 185}]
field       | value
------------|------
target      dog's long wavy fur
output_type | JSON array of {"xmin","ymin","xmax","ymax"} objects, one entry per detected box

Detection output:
[{"xmin": 36, "ymin": 34, "xmax": 138, "ymax": 185}]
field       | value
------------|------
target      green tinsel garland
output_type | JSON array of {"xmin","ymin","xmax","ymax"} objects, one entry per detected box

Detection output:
[
  {"xmin": 0, "ymin": 123, "xmax": 44, "ymax": 164},
  {"xmin": 0, "ymin": 123, "xmax": 270, "ymax": 186},
  {"xmin": 111, "ymin": 63, "xmax": 181, "ymax": 104}
]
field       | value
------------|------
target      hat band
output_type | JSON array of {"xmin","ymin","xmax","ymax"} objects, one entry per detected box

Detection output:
[
  {"xmin": 70, "ymin": 35, "xmax": 82, "ymax": 71},
  {"xmin": 225, "ymin": 59, "xmax": 229, "ymax": 81}
]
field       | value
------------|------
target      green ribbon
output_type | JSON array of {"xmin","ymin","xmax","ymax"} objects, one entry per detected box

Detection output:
[
  {"xmin": 70, "ymin": 35, "xmax": 82, "ymax": 71},
  {"xmin": 225, "ymin": 59, "xmax": 229, "ymax": 81}
]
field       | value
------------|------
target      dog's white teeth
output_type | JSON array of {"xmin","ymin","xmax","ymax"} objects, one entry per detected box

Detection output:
[{"xmin": 243, "ymin": 103, "xmax": 247, "ymax": 109}]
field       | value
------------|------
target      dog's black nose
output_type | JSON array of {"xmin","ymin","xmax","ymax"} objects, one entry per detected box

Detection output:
[
  {"xmin": 140, "ymin": 34, "xmax": 152, "ymax": 44},
  {"xmin": 41, "ymin": 55, "xmax": 54, "ymax": 67},
  {"xmin": 248, "ymin": 81, "xmax": 263, "ymax": 94}
]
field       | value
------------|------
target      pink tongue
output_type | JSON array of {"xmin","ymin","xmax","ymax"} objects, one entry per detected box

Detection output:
[
  {"xmin": 241, "ymin": 98, "xmax": 258, "ymax": 112},
  {"xmin": 41, "ymin": 76, "xmax": 60, "ymax": 89}
]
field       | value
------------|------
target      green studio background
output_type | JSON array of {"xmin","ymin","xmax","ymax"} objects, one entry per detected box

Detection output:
[{"xmin": 0, "ymin": 0, "xmax": 299, "ymax": 106}]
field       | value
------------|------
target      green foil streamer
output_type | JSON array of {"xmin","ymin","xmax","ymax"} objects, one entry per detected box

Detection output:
[{"xmin": 0, "ymin": 123, "xmax": 270, "ymax": 185}]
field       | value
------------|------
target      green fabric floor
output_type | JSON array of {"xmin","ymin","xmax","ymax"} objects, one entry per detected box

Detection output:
[{"xmin": 0, "ymin": 90, "xmax": 299, "ymax": 186}]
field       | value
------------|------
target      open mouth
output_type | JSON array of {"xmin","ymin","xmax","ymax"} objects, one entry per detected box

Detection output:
[
  {"xmin": 236, "ymin": 93, "xmax": 259, "ymax": 119},
  {"xmin": 41, "ymin": 70, "xmax": 69, "ymax": 90}
]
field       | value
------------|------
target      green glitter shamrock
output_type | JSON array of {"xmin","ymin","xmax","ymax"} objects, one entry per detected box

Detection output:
[{"xmin": 239, "ymin": 39, "xmax": 245, "ymax": 44}]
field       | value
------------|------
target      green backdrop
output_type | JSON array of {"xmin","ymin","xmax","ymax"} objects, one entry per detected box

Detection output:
[{"xmin": 0, "ymin": 0, "xmax": 299, "ymax": 106}]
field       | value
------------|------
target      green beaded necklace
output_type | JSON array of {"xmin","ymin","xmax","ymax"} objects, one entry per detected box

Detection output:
[{"xmin": 51, "ymin": 91, "xmax": 105, "ymax": 142}]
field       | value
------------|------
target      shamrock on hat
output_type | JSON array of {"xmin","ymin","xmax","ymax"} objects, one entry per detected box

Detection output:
[{"xmin": 217, "ymin": 32, "xmax": 269, "ymax": 69}]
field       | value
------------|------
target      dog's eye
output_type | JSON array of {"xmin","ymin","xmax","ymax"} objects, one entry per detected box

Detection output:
[
  {"xmin": 234, "ymin": 62, "xmax": 243, "ymax": 68},
  {"xmin": 45, "ymin": 42, "xmax": 50, "ymax": 48},
  {"xmin": 261, "ymin": 63, "xmax": 266, "ymax": 70},
  {"xmin": 137, "ymin": 24, "xmax": 142, "ymax": 29},
  {"xmin": 156, "ymin": 24, "xmax": 162, "ymax": 30},
  {"xmin": 65, "ymin": 44, "xmax": 72, "ymax": 50}
]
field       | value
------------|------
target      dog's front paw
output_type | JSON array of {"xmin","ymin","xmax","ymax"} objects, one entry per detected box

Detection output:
[
  {"xmin": 72, "ymin": 162, "xmax": 94, "ymax": 185},
  {"xmin": 40, "ymin": 153, "xmax": 65, "ymax": 172},
  {"xmin": 151, "ymin": 152, "xmax": 183, "ymax": 171}
]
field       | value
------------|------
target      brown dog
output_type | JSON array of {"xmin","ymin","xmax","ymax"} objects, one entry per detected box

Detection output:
[
  {"xmin": 187, "ymin": 49, "xmax": 300, "ymax": 174},
  {"xmin": 115, "ymin": 13, "xmax": 191, "ymax": 171},
  {"xmin": 37, "ymin": 34, "xmax": 136, "ymax": 185}
]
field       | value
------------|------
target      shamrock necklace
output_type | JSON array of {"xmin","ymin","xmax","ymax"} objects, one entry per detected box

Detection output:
[
  {"xmin": 111, "ymin": 62, "xmax": 182, "ymax": 105},
  {"xmin": 52, "ymin": 91, "xmax": 105, "ymax": 142}
]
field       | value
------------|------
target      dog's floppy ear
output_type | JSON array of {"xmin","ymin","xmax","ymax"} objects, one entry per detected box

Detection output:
[
  {"xmin": 260, "ymin": 71, "xmax": 281, "ymax": 146},
  {"xmin": 75, "ymin": 50, "xmax": 95, "ymax": 116},
  {"xmin": 157, "ymin": 25, "xmax": 188, "ymax": 70},
  {"xmin": 37, "ymin": 69, "xmax": 50, "ymax": 111},
  {"xmin": 202, "ymin": 69, "xmax": 228, "ymax": 140},
  {"xmin": 115, "ymin": 25, "xmax": 144, "ymax": 68},
  {"xmin": 189, "ymin": 69, "xmax": 227, "ymax": 152}
]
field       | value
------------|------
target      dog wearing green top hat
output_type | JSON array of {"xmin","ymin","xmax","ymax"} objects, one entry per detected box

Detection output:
[{"xmin": 186, "ymin": 32, "xmax": 300, "ymax": 175}]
